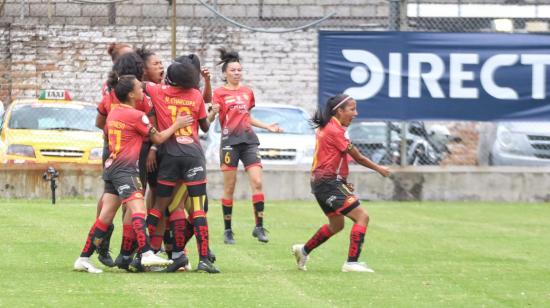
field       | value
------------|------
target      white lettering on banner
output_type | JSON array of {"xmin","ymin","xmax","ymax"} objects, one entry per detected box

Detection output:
[{"xmin": 342, "ymin": 49, "xmax": 550, "ymax": 101}]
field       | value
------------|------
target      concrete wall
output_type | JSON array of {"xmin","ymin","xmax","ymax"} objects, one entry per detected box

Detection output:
[{"xmin": 2, "ymin": 164, "xmax": 550, "ymax": 202}]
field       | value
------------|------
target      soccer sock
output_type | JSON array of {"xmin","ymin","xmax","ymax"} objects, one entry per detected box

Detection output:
[
  {"xmin": 146, "ymin": 208, "xmax": 162, "ymax": 239},
  {"xmin": 120, "ymin": 224, "xmax": 136, "ymax": 256},
  {"xmin": 192, "ymin": 210, "xmax": 209, "ymax": 260},
  {"xmin": 347, "ymin": 224, "xmax": 367, "ymax": 262},
  {"xmin": 132, "ymin": 213, "xmax": 152, "ymax": 253},
  {"xmin": 304, "ymin": 224, "xmax": 334, "ymax": 255},
  {"xmin": 252, "ymin": 193, "xmax": 265, "ymax": 227},
  {"xmin": 182, "ymin": 217, "xmax": 194, "ymax": 248},
  {"xmin": 222, "ymin": 198, "xmax": 233, "ymax": 230},
  {"xmin": 100, "ymin": 223, "xmax": 114, "ymax": 252},
  {"xmin": 150, "ymin": 235, "xmax": 163, "ymax": 252},
  {"xmin": 80, "ymin": 219, "xmax": 109, "ymax": 257},
  {"xmin": 169, "ymin": 210, "xmax": 187, "ymax": 259},
  {"xmin": 163, "ymin": 228, "xmax": 173, "ymax": 259}
]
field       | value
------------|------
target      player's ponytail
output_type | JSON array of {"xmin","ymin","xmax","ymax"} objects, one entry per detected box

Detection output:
[
  {"xmin": 217, "ymin": 47, "xmax": 240, "ymax": 73},
  {"xmin": 311, "ymin": 94, "xmax": 351, "ymax": 128},
  {"xmin": 106, "ymin": 52, "xmax": 144, "ymax": 91}
]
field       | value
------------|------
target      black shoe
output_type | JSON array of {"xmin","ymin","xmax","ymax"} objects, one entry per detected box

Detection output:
[
  {"xmin": 224, "ymin": 229, "xmax": 235, "ymax": 245},
  {"xmin": 252, "ymin": 226, "xmax": 269, "ymax": 243},
  {"xmin": 164, "ymin": 255, "xmax": 189, "ymax": 273},
  {"xmin": 115, "ymin": 254, "xmax": 132, "ymax": 271},
  {"xmin": 128, "ymin": 255, "xmax": 145, "ymax": 273},
  {"xmin": 197, "ymin": 259, "xmax": 220, "ymax": 274},
  {"xmin": 207, "ymin": 248, "xmax": 216, "ymax": 264}
]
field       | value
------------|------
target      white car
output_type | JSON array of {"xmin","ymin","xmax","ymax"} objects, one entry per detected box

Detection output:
[{"xmin": 202, "ymin": 103, "xmax": 316, "ymax": 166}]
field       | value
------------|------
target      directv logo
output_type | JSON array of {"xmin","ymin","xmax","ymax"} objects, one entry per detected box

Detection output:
[{"xmin": 342, "ymin": 49, "xmax": 550, "ymax": 100}]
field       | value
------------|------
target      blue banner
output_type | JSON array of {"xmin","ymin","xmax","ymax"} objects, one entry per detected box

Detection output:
[{"xmin": 319, "ymin": 31, "xmax": 550, "ymax": 121}]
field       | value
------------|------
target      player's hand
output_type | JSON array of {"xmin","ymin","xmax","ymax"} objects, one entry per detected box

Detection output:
[
  {"xmin": 175, "ymin": 115, "xmax": 194, "ymax": 128},
  {"xmin": 200, "ymin": 67, "xmax": 211, "ymax": 81},
  {"xmin": 211, "ymin": 103, "xmax": 220, "ymax": 114},
  {"xmin": 267, "ymin": 123, "xmax": 283, "ymax": 133},
  {"xmin": 146, "ymin": 149, "xmax": 157, "ymax": 172},
  {"xmin": 345, "ymin": 182, "xmax": 355, "ymax": 192},
  {"xmin": 376, "ymin": 165, "xmax": 391, "ymax": 177}
]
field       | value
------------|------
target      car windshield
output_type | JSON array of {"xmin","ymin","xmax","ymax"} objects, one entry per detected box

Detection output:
[
  {"xmin": 215, "ymin": 107, "xmax": 314, "ymax": 135},
  {"xmin": 348, "ymin": 123, "xmax": 389, "ymax": 143},
  {"xmin": 8, "ymin": 103, "xmax": 100, "ymax": 132}
]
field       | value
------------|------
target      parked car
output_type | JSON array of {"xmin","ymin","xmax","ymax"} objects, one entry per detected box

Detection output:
[
  {"xmin": 202, "ymin": 103, "xmax": 316, "ymax": 166},
  {"xmin": 478, "ymin": 122, "xmax": 550, "ymax": 166},
  {"xmin": 348, "ymin": 121, "xmax": 461, "ymax": 166},
  {"xmin": 0, "ymin": 90, "xmax": 104, "ymax": 164}
]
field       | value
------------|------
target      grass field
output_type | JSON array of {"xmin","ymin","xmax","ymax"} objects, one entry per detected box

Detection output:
[{"xmin": 1, "ymin": 199, "xmax": 549, "ymax": 307}]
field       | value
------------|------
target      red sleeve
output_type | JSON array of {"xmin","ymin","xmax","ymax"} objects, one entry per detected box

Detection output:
[
  {"xmin": 134, "ymin": 112, "xmax": 152, "ymax": 137},
  {"xmin": 137, "ymin": 96, "xmax": 153, "ymax": 115},
  {"xmin": 97, "ymin": 94, "xmax": 109, "ymax": 116},
  {"xmin": 248, "ymin": 88, "xmax": 255, "ymax": 110},
  {"xmin": 145, "ymin": 82, "xmax": 158, "ymax": 99},
  {"xmin": 329, "ymin": 130, "xmax": 351, "ymax": 153}
]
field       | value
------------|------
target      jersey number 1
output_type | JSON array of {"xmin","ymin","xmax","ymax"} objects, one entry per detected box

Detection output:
[
  {"xmin": 108, "ymin": 128, "xmax": 122, "ymax": 158},
  {"xmin": 168, "ymin": 105, "xmax": 193, "ymax": 136}
]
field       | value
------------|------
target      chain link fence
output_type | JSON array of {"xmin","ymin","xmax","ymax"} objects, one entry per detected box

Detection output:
[{"xmin": 1, "ymin": 0, "xmax": 549, "ymax": 166}]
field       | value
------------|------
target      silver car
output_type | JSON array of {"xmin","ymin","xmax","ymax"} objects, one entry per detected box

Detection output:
[
  {"xmin": 202, "ymin": 103, "xmax": 316, "ymax": 166},
  {"xmin": 478, "ymin": 122, "xmax": 550, "ymax": 166}
]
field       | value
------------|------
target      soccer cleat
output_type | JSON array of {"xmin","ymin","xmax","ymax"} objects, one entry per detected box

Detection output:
[
  {"xmin": 196, "ymin": 259, "xmax": 220, "ymax": 274},
  {"xmin": 74, "ymin": 257, "xmax": 103, "ymax": 273},
  {"xmin": 97, "ymin": 249, "xmax": 115, "ymax": 268},
  {"xmin": 223, "ymin": 229, "xmax": 235, "ymax": 244},
  {"xmin": 114, "ymin": 254, "xmax": 133, "ymax": 271},
  {"xmin": 252, "ymin": 226, "xmax": 269, "ymax": 243},
  {"xmin": 292, "ymin": 244, "xmax": 309, "ymax": 271},
  {"xmin": 164, "ymin": 255, "xmax": 189, "ymax": 273},
  {"xmin": 341, "ymin": 262, "xmax": 375, "ymax": 273},
  {"xmin": 128, "ymin": 256, "xmax": 145, "ymax": 273},
  {"xmin": 141, "ymin": 250, "xmax": 173, "ymax": 267}
]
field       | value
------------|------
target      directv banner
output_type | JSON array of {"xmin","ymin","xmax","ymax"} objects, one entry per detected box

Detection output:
[{"xmin": 319, "ymin": 31, "xmax": 550, "ymax": 121}]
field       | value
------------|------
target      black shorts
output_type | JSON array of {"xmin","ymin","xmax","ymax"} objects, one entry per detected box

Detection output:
[
  {"xmin": 157, "ymin": 153, "xmax": 207, "ymax": 186},
  {"xmin": 103, "ymin": 168, "xmax": 144, "ymax": 203},
  {"xmin": 311, "ymin": 179, "xmax": 360, "ymax": 216},
  {"xmin": 220, "ymin": 143, "xmax": 262, "ymax": 171}
]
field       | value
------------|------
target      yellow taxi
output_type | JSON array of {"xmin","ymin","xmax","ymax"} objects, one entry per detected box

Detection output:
[{"xmin": 0, "ymin": 90, "xmax": 103, "ymax": 164}]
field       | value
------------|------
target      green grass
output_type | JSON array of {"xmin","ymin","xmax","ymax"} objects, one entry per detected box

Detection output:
[{"xmin": 1, "ymin": 199, "xmax": 549, "ymax": 307}]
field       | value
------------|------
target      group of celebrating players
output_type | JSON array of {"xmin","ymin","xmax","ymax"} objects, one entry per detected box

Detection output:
[{"xmin": 73, "ymin": 41, "xmax": 390, "ymax": 275}]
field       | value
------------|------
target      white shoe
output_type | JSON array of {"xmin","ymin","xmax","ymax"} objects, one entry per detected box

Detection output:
[
  {"xmin": 184, "ymin": 262, "xmax": 192, "ymax": 271},
  {"xmin": 74, "ymin": 257, "xmax": 103, "ymax": 273},
  {"xmin": 341, "ymin": 262, "xmax": 374, "ymax": 273},
  {"xmin": 141, "ymin": 251, "xmax": 174, "ymax": 267},
  {"xmin": 292, "ymin": 244, "xmax": 309, "ymax": 271}
]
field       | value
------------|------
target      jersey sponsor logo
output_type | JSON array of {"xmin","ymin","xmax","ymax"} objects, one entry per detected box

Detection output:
[
  {"xmin": 186, "ymin": 166, "xmax": 204, "ymax": 178},
  {"xmin": 222, "ymin": 145, "xmax": 233, "ymax": 151},
  {"xmin": 176, "ymin": 136, "xmax": 194, "ymax": 144}
]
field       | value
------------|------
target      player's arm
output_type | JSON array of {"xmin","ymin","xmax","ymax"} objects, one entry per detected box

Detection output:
[
  {"xmin": 199, "ymin": 117, "xmax": 210, "ymax": 133},
  {"xmin": 149, "ymin": 115, "xmax": 188, "ymax": 145},
  {"xmin": 201, "ymin": 67, "xmax": 212, "ymax": 104},
  {"xmin": 95, "ymin": 113, "xmax": 106, "ymax": 129},
  {"xmin": 250, "ymin": 116, "xmax": 283, "ymax": 133},
  {"xmin": 347, "ymin": 145, "xmax": 391, "ymax": 177}
]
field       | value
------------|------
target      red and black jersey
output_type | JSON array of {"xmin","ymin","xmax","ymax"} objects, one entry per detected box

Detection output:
[
  {"xmin": 146, "ymin": 82, "xmax": 206, "ymax": 157},
  {"xmin": 213, "ymin": 86, "xmax": 259, "ymax": 146},
  {"xmin": 311, "ymin": 117, "xmax": 352, "ymax": 183},
  {"xmin": 104, "ymin": 104, "xmax": 152, "ymax": 170},
  {"xmin": 97, "ymin": 88, "xmax": 154, "ymax": 117}
]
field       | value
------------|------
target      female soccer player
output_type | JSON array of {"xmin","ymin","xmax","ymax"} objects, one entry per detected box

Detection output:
[
  {"xmin": 291, "ymin": 94, "xmax": 390, "ymax": 273},
  {"xmin": 210, "ymin": 48, "xmax": 282, "ymax": 245},
  {"xmin": 145, "ymin": 61, "xmax": 219, "ymax": 273},
  {"xmin": 74, "ymin": 74, "xmax": 186, "ymax": 273},
  {"xmin": 94, "ymin": 52, "xmax": 152, "ymax": 269}
]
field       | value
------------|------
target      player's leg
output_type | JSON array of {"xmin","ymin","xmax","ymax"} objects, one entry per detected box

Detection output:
[
  {"xmin": 220, "ymin": 145, "xmax": 239, "ymax": 244},
  {"xmin": 342, "ymin": 206, "xmax": 373, "ymax": 273},
  {"xmin": 242, "ymin": 144, "xmax": 267, "ymax": 242}
]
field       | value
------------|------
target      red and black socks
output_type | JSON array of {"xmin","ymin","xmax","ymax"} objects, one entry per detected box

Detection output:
[
  {"xmin": 169, "ymin": 210, "xmax": 187, "ymax": 259},
  {"xmin": 192, "ymin": 210, "xmax": 209, "ymax": 261},
  {"xmin": 80, "ymin": 219, "xmax": 109, "ymax": 257},
  {"xmin": 252, "ymin": 193, "xmax": 265, "ymax": 227},
  {"xmin": 146, "ymin": 208, "xmax": 162, "ymax": 240},
  {"xmin": 132, "ymin": 213, "xmax": 152, "ymax": 253},
  {"xmin": 347, "ymin": 224, "xmax": 367, "ymax": 262},
  {"xmin": 304, "ymin": 224, "xmax": 334, "ymax": 255},
  {"xmin": 120, "ymin": 224, "xmax": 136, "ymax": 256},
  {"xmin": 222, "ymin": 198, "xmax": 233, "ymax": 230}
]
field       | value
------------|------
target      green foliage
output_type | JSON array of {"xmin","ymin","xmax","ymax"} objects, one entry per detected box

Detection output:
[{"xmin": 1, "ymin": 200, "xmax": 549, "ymax": 307}]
